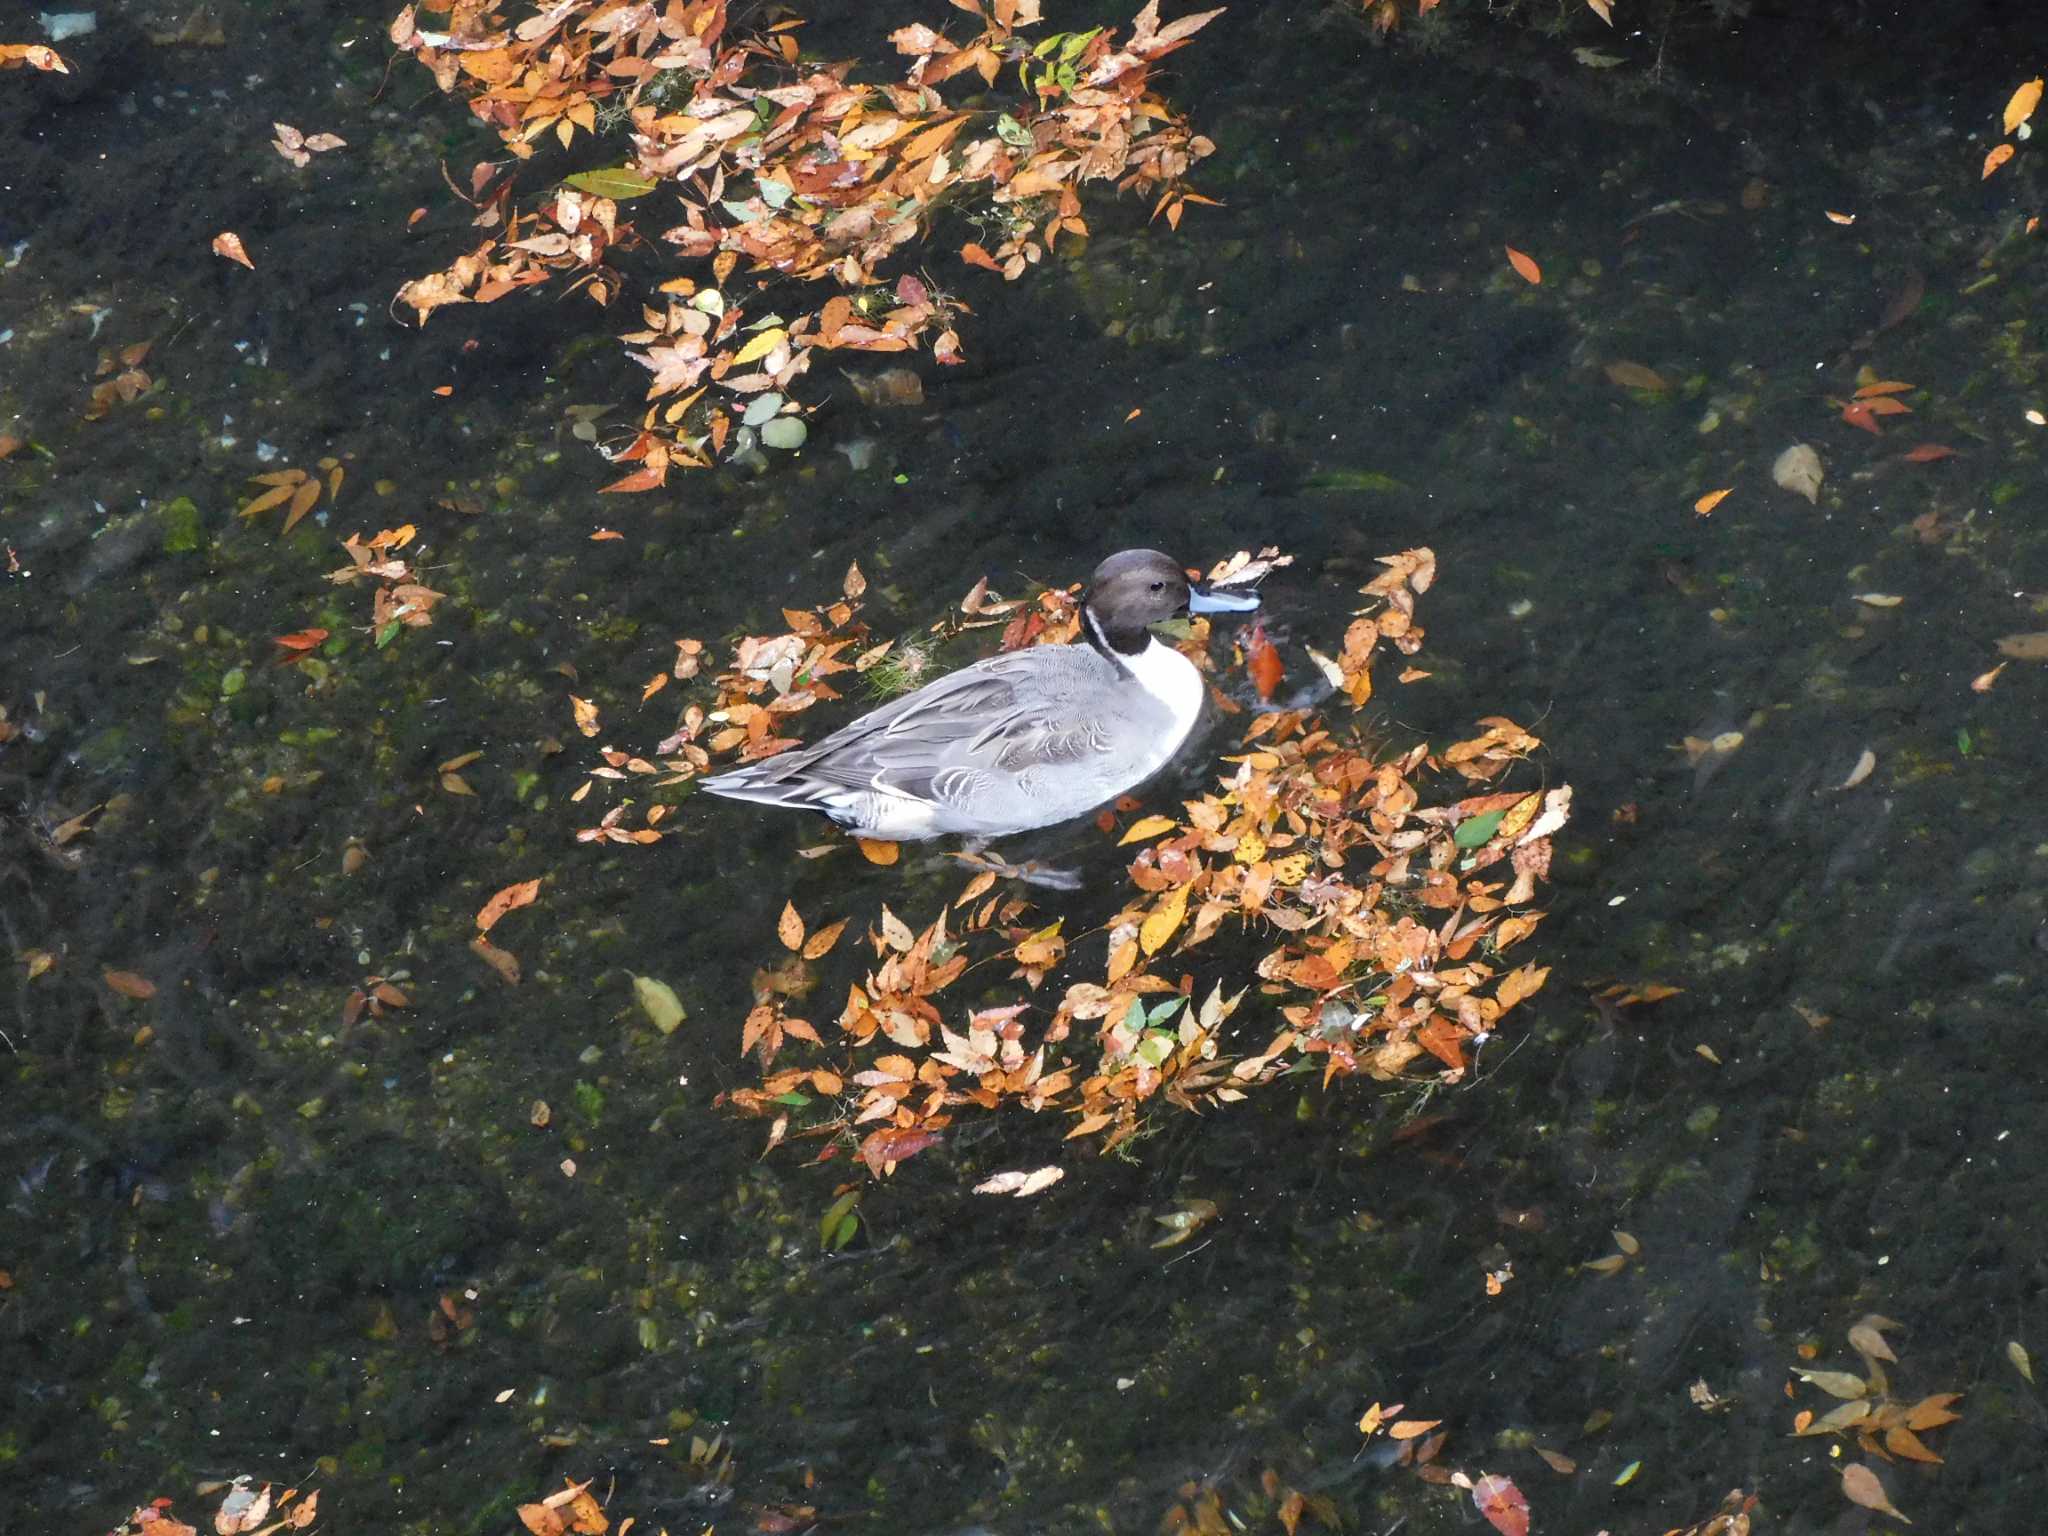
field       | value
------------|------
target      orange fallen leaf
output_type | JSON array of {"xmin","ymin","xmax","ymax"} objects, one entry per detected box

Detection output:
[
  {"xmin": 476, "ymin": 878, "xmax": 542, "ymax": 933},
  {"xmin": 1693, "ymin": 488, "xmax": 1732, "ymax": 516},
  {"xmin": 857, "ymin": 837, "xmax": 899, "ymax": 865},
  {"xmin": 0, "ymin": 433, "xmax": 21, "ymax": 460},
  {"xmin": 431, "ymin": 385, "xmax": 454, "ymax": 397},
  {"xmin": 273, "ymin": 627, "xmax": 329, "ymax": 652},
  {"xmin": 1984, "ymin": 143, "xmax": 2015, "ymax": 179},
  {"xmin": 1123, "ymin": 407, "xmax": 1142, "ymax": 422},
  {"xmin": 1245, "ymin": 620, "xmax": 1284, "ymax": 701},
  {"xmin": 777, "ymin": 901, "xmax": 805, "ymax": 952},
  {"xmin": 1853, "ymin": 379, "xmax": 1914, "ymax": 398},
  {"xmin": 1504, "ymin": 245, "xmax": 1541, "ymax": 285},
  {"xmin": 1971, "ymin": 662, "xmax": 2005, "ymax": 692},
  {"xmin": 589, "ymin": 529, "xmax": 624, "ymax": 541},
  {"xmin": 103, "ymin": 969, "xmax": 158, "ymax": 1000},
  {"xmin": 1824, "ymin": 209, "xmax": 1856, "ymax": 225},
  {"xmin": 211, "ymin": 231, "xmax": 255, "ymax": 269},
  {"xmin": 2004, "ymin": 77, "xmax": 2043, "ymax": 134},
  {"xmin": 1387, "ymin": 1418, "xmax": 1442, "ymax": 1440},
  {"xmin": 1860, "ymin": 396, "xmax": 1912, "ymax": 416},
  {"xmin": 1901, "ymin": 443, "xmax": 1957, "ymax": 462},
  {"xmin": 1839, "ymin": 402, "xmax": 1883, "ymax": 435}
]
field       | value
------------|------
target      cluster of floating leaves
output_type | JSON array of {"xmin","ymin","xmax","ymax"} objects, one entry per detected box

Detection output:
[
  {"xmin": 104, "ymin": 1479, "xmax": 320, "ymax": 1536},
  {"xmin": 1789, "ymin": 1313, "xmax": 1964, "ymax": 1522},
  {"xmin": 390, "ymin": 0, "xmax": 1219, "ymax": 484},
  {"xmin": 576, "ymin": 546, "xmax": 1568, "ymax": 1174},
  {"xmin": 323, "ymin": 523, "xmax": 445, "ymax": 648}
]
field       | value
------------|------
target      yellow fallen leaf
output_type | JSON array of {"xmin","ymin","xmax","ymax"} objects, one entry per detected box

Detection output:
[
  {"xmin": 1118, "ymin": 814, "xmax": 1177, "ymax": 844},
  {"xmin": 856, "ymin": 837, "xmax": 899, "ymax": 866},
  {"xmin": 729, "ymin": 326, "xmax": 788, "ymax": 366},
  {"xmin": 1139, "ymin": 883, "xmax": 1189, "ymax": 955},
  {"xmin": 1693, "ymin": 487, "xmax": 1732, "ymax": 516}
]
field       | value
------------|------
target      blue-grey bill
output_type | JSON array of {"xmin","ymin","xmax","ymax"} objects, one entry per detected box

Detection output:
[{"xmin": 1189, "ymin": 585, "xmax": 1261, "ymax": 615}]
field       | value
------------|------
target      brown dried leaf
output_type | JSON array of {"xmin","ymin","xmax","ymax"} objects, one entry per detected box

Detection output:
[{"xmin": 1840, "ymin": 1463, "xmax": 1909, "ymax": 1523}]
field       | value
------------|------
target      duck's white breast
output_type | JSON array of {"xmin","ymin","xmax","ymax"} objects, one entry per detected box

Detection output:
[{"xmin": 1120, "ymin": 638, "xmax": 1205, "ymax": 747}]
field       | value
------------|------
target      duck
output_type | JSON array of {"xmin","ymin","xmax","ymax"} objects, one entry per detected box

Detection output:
[{"xmin": 699, "ymin": 549, "xmax": 1261, "ymax": 841}]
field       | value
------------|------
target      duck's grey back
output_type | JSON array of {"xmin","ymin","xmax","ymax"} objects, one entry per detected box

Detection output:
[{"xmin": 704, "ymin": 640, "xmax": 1188, "ymax": 838}]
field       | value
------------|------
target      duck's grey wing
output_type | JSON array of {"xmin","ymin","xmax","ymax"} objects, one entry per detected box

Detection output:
[{"xmin": 717, "ymin": 651, "xmax": 1112, "ymax": 813}]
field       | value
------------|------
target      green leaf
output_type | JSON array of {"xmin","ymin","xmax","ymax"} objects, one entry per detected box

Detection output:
[
  {"xmin": 819, "ymin": 1191, "xmax": 860, "ymax": 1250},
  {"xmin": 771, "ymin": 1090, "xmax": 811, "ymax": 1107},
  {"xmin": 1119, "ymin": 998, "xmax": 1146, "ymax": 1036},
  {"xmin": 564, "ymin": 167, "xmax": 659, "ymax": 200},
  {"xmin": 1957, "ymin": 727, "xmax": 1974, "ymax": 755},
  {"xmin": 1454, "ymin": 809, "xmax": 1506, "ymax": 849},
  {"xmin": 759, "ymin": 416, "xmax": 808, "ymax": 451},
  {"xmin": 374, "ymin": 620, "xmax": 401, "ymax": 650},
  {"xmin": 995, "ymin": 113, "xmax": 1034, "ymax": 148},
  {"xmin": 1059, "ymin": 27, "xmax": 1101, "ymax": 62},
  {"xmin": 1145, "ymin": 996, "xmax": 1185, "ymax": 1028}
]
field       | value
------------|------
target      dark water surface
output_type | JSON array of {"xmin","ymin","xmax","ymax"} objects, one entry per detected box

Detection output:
[{"xmin": 5, "ymin": 3, "xmax": 2047, "ymax": 1532}]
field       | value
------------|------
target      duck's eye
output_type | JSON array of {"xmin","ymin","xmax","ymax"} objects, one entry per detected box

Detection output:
[{"xmin": 1149, "ymin": 579, "xmax": 1165, "ymax": 592}]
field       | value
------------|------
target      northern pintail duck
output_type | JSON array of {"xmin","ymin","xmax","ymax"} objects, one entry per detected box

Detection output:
[{"xmin": 700, "ymin": 549, "xmax": 1260, "ymax": 840}]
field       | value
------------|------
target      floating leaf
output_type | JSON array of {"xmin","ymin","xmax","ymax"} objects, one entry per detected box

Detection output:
[
  {"xmin": 477, "ymin": 878, "xmax": 541, "ymax": 933},
  {"xmin": 211, "ymin": 231, "xmax": 255, "ymax": 269},
  {"xmin": 1119, "ymin": 814, "xmax": 1177, "ymax": 844},
  {"xmin": 2006, "ymin": 77, "xmax": 2045, "ymax": 134},
  {"xmin": 1772, "ymin": 443, "xmax": 1824, "ymax": 503},
  {"xmin": 759, "ymin": 416, "xmax": 809, "ymax": 450},
  {"xmin": 1504, "ymin": 245, "xmax": 1542, "ymax": 285},
  {"xmin": 1794, "ymin": 1367, "xmax": 1871, "ymax": 1400},
  {"xmin": 777, "ymin": 901, "xmax": 805, "ymax": 952},
  {"xmin": 1901, "ymin": 443, "xmax": 1957, "ymax": 463},
  {"xmin": 1984, "ymin": 143, "xmax": 2015, "ymax": 179},
  {"xmin": 1604, "ymin": 359, "xmax": 1669, "ymax": 392},
  {"xmin": 973, "ymin": 1166, "xmax": 1066, "ymax": 1197},
  {"xmin": 103, "ymin": 969, "xmax": 157, "ymax": 1000},
  {"xmin": 1139, "ymin": 883, "xmax": 1189, "ymax": 955},
  {"xmin": 2010, "ymin": 1340, "xmax": 2034, "ymax": 1382},
  {"xmin": 1995, "ymin": 632, "xmax": 2048, "ymax": 660},
  {"xmin": 1694, "ymin": 487, "xmax": 1732, "ymax": 516},
  {"xmin": 1471, "ymin": 1474, "xmax": 1529, "ymax": 1536},
  {"xmin": 1455, "ymin": 808, "xmax": 1506, "ymax": 849},
  {"xmin": 1840, "ymin": 1463, "xmax": 1910, "ymax": 1523},
  {"xmin": 856, "ymin": 837, "xmax": 899, "ymax": 865},
  {"xmin": 563, "ymin": 166, "xmax": 659, "ymax": 199}
]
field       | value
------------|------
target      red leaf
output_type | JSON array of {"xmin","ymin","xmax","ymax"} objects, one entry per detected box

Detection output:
[
  {"xmin": 1471, "ymin": 1473, "xmax": 1530, "ymax": 1536},
  {"xmin": 273, "ymin": 628, "xmax": 330, "ymax": 652},
  {"xmin": 599, "ymin": 464, "xmax": 665, "ymax": 494},
  {"xmin": 859, "ymin": 1127, "xmax": 941, "ymax": 1177},
  {"xmin": 1901, "ymin": 443, "xmax": 1958, "ymax": 462},
  {"xmin": 1839, "ymin": 401, "xmax": 1883, "ymax": 435},
  {"xmin": 1504, "ymin": 246, "xmax": 1542, "ymax": 285}
]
